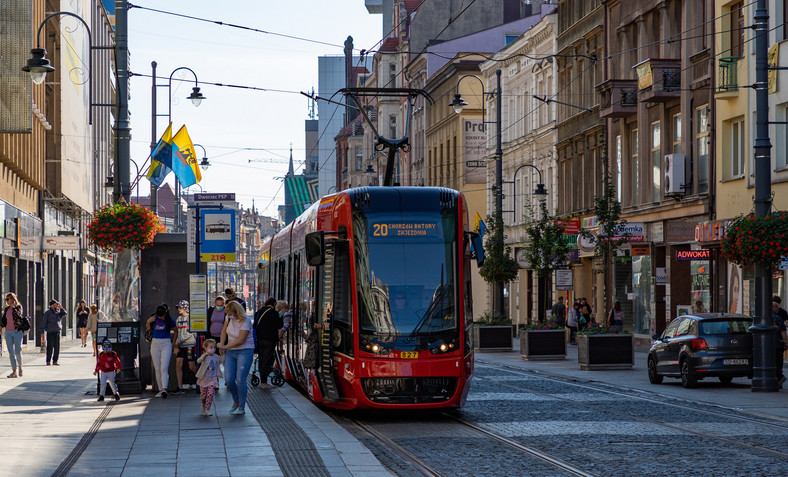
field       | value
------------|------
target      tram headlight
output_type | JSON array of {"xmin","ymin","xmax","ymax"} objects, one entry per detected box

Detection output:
[
  {"xmin": 429, "ymin": 339, "xmax": 457, "ymax": 354},
  {"xmin": 362, "ymin": 338, "xmax": 391, "ymax": 355}
]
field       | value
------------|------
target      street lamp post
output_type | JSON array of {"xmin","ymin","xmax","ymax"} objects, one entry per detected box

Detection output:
[
  {"xmin": 507, "ymin": 163, "xmax": 548, "ymax": 223},
  {"xmin": 195, "ymin": 143, "xmax": 211, "ymax": 171},
  {"xmin": 451, "ymin": 69, "xmax": 505, "ymax": 318},
  {"xmin": 129, "ymin": 158, "xmax": 141, "ymax": 204},
  {"xmin": 364, "ymin": 151, "xmax": 386, "ymax": 186},
  {"xmin": 168, "ymin": 67, "xmax": 205, "ymax": 232},
  {"xmin": 751, "ymin": 0, "xmax": 777, "ymax": 392}
]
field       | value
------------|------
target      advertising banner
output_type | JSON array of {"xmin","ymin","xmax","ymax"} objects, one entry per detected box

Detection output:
[
  {"xmin": 0, "ymin": 0, "xmax": 33, "ymax": 133},
  {"xmin": 189, "ymin": 274, "xmax": 207, "ymax": 332},
  {"xmin": 462, "ymin": 119, "xmax": 486, "ymax": 184}
]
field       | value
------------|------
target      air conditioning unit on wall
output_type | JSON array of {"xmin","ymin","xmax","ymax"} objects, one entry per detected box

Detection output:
[{"xmin": 664, "ymin": 153, "xmax": 685, "ymax": 195}]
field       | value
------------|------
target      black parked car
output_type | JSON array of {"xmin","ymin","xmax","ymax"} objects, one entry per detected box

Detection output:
[{"xmin": 648, "ymin": 313, "xmax": 753, "ymax": 388}]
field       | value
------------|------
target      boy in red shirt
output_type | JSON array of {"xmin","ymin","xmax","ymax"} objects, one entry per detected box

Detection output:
[{"xmin": 94, "ymin": 339, "xmax": 122, "ymax": 402}]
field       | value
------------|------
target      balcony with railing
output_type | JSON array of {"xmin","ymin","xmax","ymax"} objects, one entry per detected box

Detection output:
[
  {"xmin": 633, "ymin": 58, "xmax": 681, "ymax": 103},
  {"xmin": 716, "ymin": 56, "xmax": 741, "ymax": 98},
  {"xmin": 597, "ymin": 79, "xmax": 638, "ymax": 118}
]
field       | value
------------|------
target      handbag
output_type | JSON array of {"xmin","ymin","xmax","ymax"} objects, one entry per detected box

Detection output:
[
  {"xmin": 144, "ymin": 329, "xmax": 153, "ymax": 343},
  {"xmin": 302, "ymin": 329, "xmax": 320, "ymax": 369}
]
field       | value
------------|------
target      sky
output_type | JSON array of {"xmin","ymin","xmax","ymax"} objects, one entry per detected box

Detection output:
[{"xmin": 126, "ymin": 1, "xmax": 383, "ymax": 217}]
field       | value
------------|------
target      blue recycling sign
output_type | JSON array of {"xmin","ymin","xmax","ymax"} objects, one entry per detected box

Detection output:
[{"xmin": 200, "ymin": 208, "xmax": 236, "ymax": 262}]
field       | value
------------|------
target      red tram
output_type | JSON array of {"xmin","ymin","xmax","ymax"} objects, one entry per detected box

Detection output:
[{"xmin": 259, "ymin": 187, "xmax": 480, "ymax": 410}]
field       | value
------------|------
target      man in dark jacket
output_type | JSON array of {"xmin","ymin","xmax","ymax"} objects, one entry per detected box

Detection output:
[
  {"xmin": 41, "ymin": 300, "xmax": 67, "ymax": 365},
  {"xmin": 225, "ymin": 288, "xmax": 247, "ymax": 311},
  {"xmin": 254, "ymin": 297, "xmax": 281, "ymax": 390},
  {"xmin": 551, "ymin": 296, "xmax": 566, "ymax": 326}
]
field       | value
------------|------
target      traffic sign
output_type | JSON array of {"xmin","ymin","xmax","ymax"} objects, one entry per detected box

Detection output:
[{"xmin": 200, "ymin": 208, "xmax": 236, "ymax": 262}]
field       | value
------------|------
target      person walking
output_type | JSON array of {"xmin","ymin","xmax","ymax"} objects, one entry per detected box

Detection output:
[
  {"xmin": 41, "ymin": 300, "xmax": 67, "ymax": 365},
  {"xmin": 206, "ymin": 296, "xmax": 227, "ymax": 344},
  {"xmin": 87, "ymin": 304, "xmax": 107, "ymax": 357},
  {"xmin": 578, "ymin": 298, "xmax": 593, "ymax": 330},
  {"xmin": 218, "ymin": 301, "xmax": 254, "ymax": 415},
  {"xmin": 146, "ymin": 304, "xmax": 177, "ymax": 398},
  {"xmin": 773, "ymin": 296, "xmax": 788, "ymax": 323},
  {"xmin": 76, "ymin": 300, "xmax": 90, "ymax": 347},
  {"xmin": 551, "ymin": 296, "xmax": 566, "ymax": 326},
  {"xmin": 566, "ymin": 301, "xmax": 578, "ymax": 345},
  {"xmin": 608, "ymin": 301, "xmax": 624, "ymax": 333},
  {"xmin": 196, "ymin": 338, "xmax": 223, "ymax": 416},
  {"xmin": 94, "ymin": 339, "xmax": 122, "ymax": 401},
  {"xmin": 224, "ymin": 288, "xmax": 247, "ymax": 311},
  {"xmin": 254, "ymin": 297, "xmax": 281, "ymax": 390},
  {"xmin": 2, "ymin": 293, "xmax": 24, "ymax": 378},
  {"xmin": 174, "ymin": 300, "xmax": 197, "ymax": 394}
]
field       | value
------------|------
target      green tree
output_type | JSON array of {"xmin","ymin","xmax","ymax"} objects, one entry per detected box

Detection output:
[
  {"xmin": 523, "ymin": 199, "xmax": 571, "ymax": 322},
  {"xmin": 479, "ymin": 209, "xmax": 519, "ymax": 318},
  {"xmin": 579, "ymin": 128, "xmax": 629, "ymax": 326}
]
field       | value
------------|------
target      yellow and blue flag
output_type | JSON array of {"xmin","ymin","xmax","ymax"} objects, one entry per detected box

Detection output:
[
  {"xmin": 171, "ymin": 125, "xmax": 202, "ymax": 188},
  {"xmin": 473, "ymin": 212, "xmax": 487, "ymax": 238},
  {"xmin": 146, "ymin": 123, "xmax": 173, "ymax": 187}
]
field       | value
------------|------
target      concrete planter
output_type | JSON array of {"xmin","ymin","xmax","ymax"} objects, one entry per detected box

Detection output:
[
  {"xmin": 577, "ymin": 334, "xmax": 634, "ymax": 370},
  {"xmin": 473, "ymin": 326, "xmax": 512, "ymax": 352},
  {"xmin": 520, "ymin": 329, "xmax": 566, "ymax": 360}
]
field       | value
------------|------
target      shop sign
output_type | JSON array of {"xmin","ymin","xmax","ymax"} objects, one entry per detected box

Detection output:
[
  {"xmin": 666, "ymin": 220, "xmax": 696, "ymax": 242},
  {"xmin": 694, "ymin": 220, "xmax": 729, "ymax": 243},
  {"xmin": 779, "ymin": 257, "xmax": 788, "ymax": 271},
  {"xmin": 577, "ymin": 232, "xmax": 597, "ymax": 253},
  {"xmin": 564, "ymin": 234, "xmax": 578, "ymax": 250},
  {"xmin": 555, "ymin": 269, "xmax": 573, "ymax": 290},
  {"xmin": 556, "ymin": 219, "xmax": 580, "ymax": 234},
  {"xmin": 631, "ymin": 244, "xmax": 650, "ymax": 256},
  {"xmin": 607, "ymin": 222, "xmax": 645, "ymax": 241},
  {"xmin": 42, "ymin": 236, "xmax": 80, "ymax": 250},
  {"xmin": 676, "ymin": 249, "xmax": 711, "ymax": 261},
  {"xmin": 635, "ymin": 59, "xmax": 654, "ymax": 90},
  {"xmin": 652, "ymin": 222, "xmax": 664, "ymax": 243},
  {"xmin": 656, "ymin": 267, "xmax": 666, "ymax": 285},
  {"xmin": 514, "ymin": 247, "xmax": 530, "ymax": 269},
  {"xmin": 582, "ymin": 217, "xmax": 597, "ymax": 228},
  {"xmin": 566, "ymin": 250, "xmax": 580, "ymax": 262}
]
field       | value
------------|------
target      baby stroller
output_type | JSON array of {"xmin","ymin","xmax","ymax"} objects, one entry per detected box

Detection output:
[{"xmin": 250, "ymin": 355, "xmax": 285, "ymax": 387}]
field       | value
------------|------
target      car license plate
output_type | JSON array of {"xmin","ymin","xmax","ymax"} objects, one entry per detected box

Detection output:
[
  {"xmin": 400, "ymin": 351, "xmax": 418, "ymax": 359},
  {"xmin": 723, "ymin": 359, "xmax": 748, "ymax": 365}
]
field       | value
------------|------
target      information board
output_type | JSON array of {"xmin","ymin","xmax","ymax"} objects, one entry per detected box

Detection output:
[
  {"xmin": 189, "ymin": 274, "xmax": 208, "ymax": 332},
  {"xmin": 555, "ymin": 269, "xmax": 573, "ymax": 291}
]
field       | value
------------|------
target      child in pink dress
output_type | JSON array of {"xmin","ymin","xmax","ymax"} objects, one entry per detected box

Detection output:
[{"xmin": 196, "ymin": 338, "xmax": 223, "ymax": 416}]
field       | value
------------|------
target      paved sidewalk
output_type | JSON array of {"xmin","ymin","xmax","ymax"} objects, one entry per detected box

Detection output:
[
  {"xmin": 476, "ymin": 338, "xmax": 788, "ymax": 422},
  {"xmin": 0, "ymin": 339, "xmax": 390, "ymax": 476}
]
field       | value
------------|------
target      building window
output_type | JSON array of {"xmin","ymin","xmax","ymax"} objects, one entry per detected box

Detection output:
[
  {"xmin": 505, "ymin": 34, "xmax": 518, "ymax": 45},
  {"xmin": 389, "ymin": 63, "xmax": 396, "ymax": 87},
  {"xmin": 355, "ymin": 147, "xmax": 363, "ymax": 171},
  {"xmin": 696, "ymin": 106, "xmax": 710, "ymax": 193},
  {"xmin": 730, "ymin": 2, "xmax": 744, "ymax": 58},
  {"xmin": 632, "ymin": 128, "xmax": 639, "ymax": 205},
  {"xmin": 672, "ymin": 114, "xmax": 681, "ymax": 154},
  {"xmin": 651, "ymin": 122, "xmax": 661, "ymax": 202},
  {"xmin": 731, "ymin": 119, "xmax": 745, "ymax": 178},
  {"xmin": 777, "ymin": 105, "xmax": 788, "ymax": 170},
  {"xmin": 616, "ymin": 134, "xmax": 622, "ymax": 203},
  {"xmin": 389, "ymin": 115, "xmax": 397, "ymax": 140}
]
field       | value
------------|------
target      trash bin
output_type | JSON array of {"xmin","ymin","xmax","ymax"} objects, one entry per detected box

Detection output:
[{"xmin": 96, "ymin": 321, "xmax": 142, "ymax": 394}]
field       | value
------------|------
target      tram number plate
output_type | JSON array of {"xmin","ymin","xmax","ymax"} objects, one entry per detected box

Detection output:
[
  {"xmin": 723, "ymin": 359, "xmax": 748, "ymax": 366},
  {"xmin": 400, "ymin": 352, "xmax": 418, "ymax": 359}
]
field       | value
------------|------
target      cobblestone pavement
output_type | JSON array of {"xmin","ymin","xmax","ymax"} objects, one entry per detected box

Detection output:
[{"xmin": 337, "ymin": 363, "xmax": 788, "ymax": 476}]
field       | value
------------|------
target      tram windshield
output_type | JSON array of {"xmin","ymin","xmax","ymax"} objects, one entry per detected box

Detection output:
[{"xmin": 353, "ymin": 207, "xmax": 458, "ymax": 348}]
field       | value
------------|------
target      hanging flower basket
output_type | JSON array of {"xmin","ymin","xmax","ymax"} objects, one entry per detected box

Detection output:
[
  {"xmin": 87, "ymin": 201, "xmax": 165, "ymax": 252},
  {"xmin": 721, "ymin": 211, "xmax": 788, "ymax": 271}
]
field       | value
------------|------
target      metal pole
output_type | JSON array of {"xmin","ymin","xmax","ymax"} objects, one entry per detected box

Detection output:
[
  {"xmin": 495, "ymin": 68, "xmax": 504, "ymax": 318},
  {"xmin": 195, "ymin": 205, "xmax": 201, "ymax": 274},
  {"xmin": 114, "ymin": 0, "xmax": 131, "ymax": 203},
  {"xmin": 751, "ymin": 0, "xmax": 777, "ymax": 392},
  {"xmin": 151, "ymin": 61, "xmax": 158, "ymax": 213}
]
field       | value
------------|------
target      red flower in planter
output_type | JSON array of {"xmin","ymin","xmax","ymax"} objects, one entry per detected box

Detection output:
[{"xmin": 88, "ymin": 201, "xmax": 165, "ymax": 252}]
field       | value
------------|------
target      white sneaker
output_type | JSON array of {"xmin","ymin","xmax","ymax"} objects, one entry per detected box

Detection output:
[{"xmin": 155, "ymin": 391, "xmax": 164, "ymax": 398}]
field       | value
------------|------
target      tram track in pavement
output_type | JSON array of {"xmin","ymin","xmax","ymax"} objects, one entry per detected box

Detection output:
[
  {"xmin": 473, "ymin": 361, "xmax": 788, "ymax": 459},
  {"xmin": 341, "ymin": 413, "xmax": 597, "ymax": 477}
]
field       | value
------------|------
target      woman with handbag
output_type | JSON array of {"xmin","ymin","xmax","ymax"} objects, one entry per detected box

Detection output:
[
  {"xmin": 2, "ymin": 292, "xmax": 25, "ymax": 378},
  {"xmin": 218, "ymin": 301, "xmax": 254, "ymax": 414},
  {"xmin": 76, "ymin": 300, "xmax": 90, "ymax": 347}
]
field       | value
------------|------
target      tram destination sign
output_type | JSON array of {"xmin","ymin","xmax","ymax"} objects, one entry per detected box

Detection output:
[
  {"xmin": 676, "ymin": 249, "xmax": 711, "ymax": 261},
  {"xmin": 369, "ymin": 220, "xmax": 442, "ymax": 239}
]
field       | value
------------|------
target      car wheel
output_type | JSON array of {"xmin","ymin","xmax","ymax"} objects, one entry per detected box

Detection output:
[
  {"xmin": 719, "ymin": 376, "xmax": 733, "ymax": 385},
  {"xmin": 681, "ymin": 359, "xmax": 697, "ymax": 388},
  {"xmin": 648, "ymin": 357, "xmax": 663, "ymax": 384}
]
